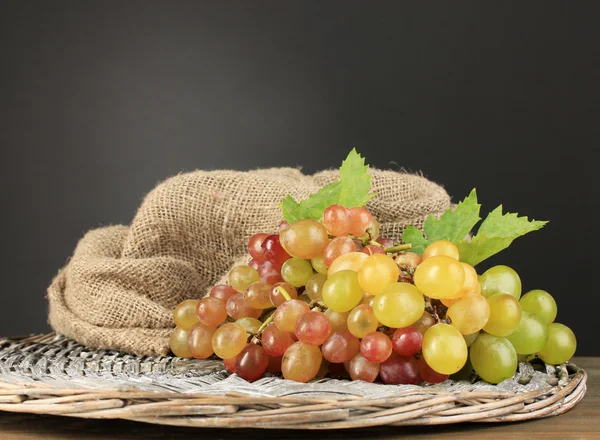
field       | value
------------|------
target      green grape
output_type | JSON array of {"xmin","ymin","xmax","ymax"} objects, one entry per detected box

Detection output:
[
  {"xmin": 519, "ymin": 289, "xmax": 557, "ymax": 324},
  {"xmin": 463, "ymin": 332, "xmax": 479, "ymax": 347},
  {"xmin": 449, "ymin": 357, "xmax": 474, "ymax": 381},
  {"xmin": 235, "ymin": 317, "xmax": 263, "ymax": 334},
  {"xmin": 421, "ymin": 324, "xmax": 468, "ymax": 374},
  {"xmin": 311, "ymin": 256, "xmax": 328, "ymax": 275},
  {"xmin": 305, "ymin": 273, "xmax": 327, "ymax": 300},
  {"xmin": 321, "ymin": 270, "xmax": 364, "ymax": 312},
  {"xmin": 537, "ymin": 323, "xmax": 577, "ymax": 365},
  {"xmin": 347, "ymin": 304, "xmax": 379, "ymax": 339},
  {"xmin": 357, "ymin": 254, "xmax": 400, "ymax": 295},
  {"xmin": 479, "ymin": 265, "xmax": 522, "ymax": 299},
  {"xmin": 470, "ymin": 332, "xmax": 518, "ymax": 384},
  {"xmin": 483, "ymin": 293, "xmax": 522, "ymax": 337},
  {"xmin": 281, "ymin": 258, "xmax": 314, "ymax": 287},
  {"xmin": 229, "ymin": 265, "xmax": 260, "ymax": 293},
  {"xmin": 413, "ymin": 256, "xmax": 465, "ymax": 299},
  {"xmin": 506, "ymin": 311, "xmax": 549, "ymax": 355},
  {"xmin": 372, "ymin": 282, "xmax": 424, "ymax": 328},
  {"xmin": 447, "ymin": 294, "xmax": 490, "ymax": 335}
]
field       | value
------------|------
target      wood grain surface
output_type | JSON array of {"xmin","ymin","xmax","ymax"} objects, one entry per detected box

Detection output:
[{"xmin": 0, "ymin": 356, "xmax": 597, "ymax": 439}]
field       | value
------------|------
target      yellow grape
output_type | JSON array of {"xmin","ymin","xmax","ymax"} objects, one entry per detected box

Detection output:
[
  {"xmin": 229, "ymin": 265, "xmax": 260, "ymax": 292},
  {"xmin": 357, "ymin": 254, "xmax": 400, "ymax": 295},
  {"xmin": 372, "ymin": 282, "xmax": 424, "ymax": 328},
  {"xmin": 169, "ymin": 326, "xmax": 192, "ymax": 358},
  {"xmin": 282, "ymin": 342, "xmax": 323, "ymax": 382},
  {"xmin": 457, "ymin": 263, "xmax": 478, "ymax": 296},
  {"xmin": 413, "ymin": 255, "xmax": 465, "ymax": 299},
  {"xmin": 212, "ymin": 323, "xmax": 247, "ymax": 359},
  {"xmin": 483, "ymin": 293, "xmax": 522, "ymax": 337},
  {"xmin": 422, "ymin": 324, "xmax": 468, "ymax": 374},
  {"xmin": 441, "ymin": 282, "xmax": 481, "ymax": 307},
  {"xmin": 347, "ymin": 304, "xmax": 379, "ymax": 338},
  {"xmin": 421, "ymin": 240, "xmax": 460, "ymax": 261},
  {"xmin": 327, "ymin": 252, "xmax": 368, "ymax": 276},
  {"xmin": 321, "ymin": 270, "xmax": 364, "ymax": 312},
  {"xmin": 173, "ymin": 300, "xmax": 200, "ymax": 330},
  {"xmin": 447, "ymin": 294, "xmax": 490, "ymax": 334},
  {"xmin": 281, "ymin": 219, "xmax": 329, "ymax": 259}
]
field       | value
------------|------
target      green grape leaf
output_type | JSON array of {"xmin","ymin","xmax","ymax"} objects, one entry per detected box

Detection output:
[
  {"xmin": 401, "ymin": 225, "xmax": 428, "ymax": 255},
  {"xmin": 456, "ymin": 234, "xmax": 515, "ymax": 266},
  {"xmin": 457, "ymin": 206, "xmax": 548, "ymax": 265},
  {"xmin": 424, "ymin": 188, "xmax": 481, "ymax": 242},
  {"xmin": 478, "ymin": 205, "xmax": 548, "ymax": 238},
  {"xmin": 279, "ymin": 148, "xmax": 373, "ymax": 223}
]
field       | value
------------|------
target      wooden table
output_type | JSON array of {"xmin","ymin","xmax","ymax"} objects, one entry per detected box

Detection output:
[{"xmin": 0, "ymin": 357, "xmax": 597, "ymax": 439}]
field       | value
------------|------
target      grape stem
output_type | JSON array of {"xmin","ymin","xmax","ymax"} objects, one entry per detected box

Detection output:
[
  {"xmin": 384, "ymin": 243, "xmax": 413, "ymax": 253},
  {"xmin": 277, "ymin": 286, "xmax": 293, "ymax": 302}
]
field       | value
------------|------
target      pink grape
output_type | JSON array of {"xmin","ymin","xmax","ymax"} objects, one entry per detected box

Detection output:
[
  {"xmin": 281, "ymin": 219, "xmax": 329, "ymax": 259},
  {"xmin": 323, "ymin": 237, "xmax": 357, "ymax": 266},
  {"xmin": 380, "ymin": 353, "xmax": 420, "ymax": 385},
  {"xmin": 244, "ymin": 281, "xmax": 273, "ymax": 309},
  {"xmin": 235, "ymin": 344, "xmax": 269, "ymax": 382},
  {"xmin": 277, "ymin": 220, "xmax": 290, "ymax": 233},
  {"xmin": 248, "ymin": 233, "xmax": 269, "ymax": 263},
  {"xmin": 376, "ymin": 237, "xmax": 394, "ymax": 248},
  {"xmin": 349, "ymin": 207, "xmax": 373, "ymax": 237},
  {"xmin": 248, "ymin": 259, "xmax": 260, "ymax": 270},
  {"xmin": 348, "ymin": 353, "xmax": 380, "ymax": 382},
  {"xmin": 322, "ymin": 204, "xmax": 352, "ymax": 236},
  {"xmin": 226, "ymin": 293, "xmax": 262, "ymax": 320},
  {"xmin": 196, "ymin": 297, "xmax": 227, "ymax": 326},
  {"xmin": 321, "ymin": 331, "xmax": 360, "ymax": 363},
  {"xmin": 273, "ymin": 299, "xmax": 310, "ymax": 332},
  {"xmin": 258, "ymin": 260, "xmax": 284, "ymax": 284},
  {"xmin": 360, "ymin": 332, "xmax": 393, "ymax": 363},
  {"xmin": 223, "ymin": 356, "xmax": 237, "ymax": 373},
  {"xmin": 361, "ymin": 245, "xmax": 385, "ymax": 256},
  {"xmin": 282, "ymin": 342, "xmax": 323, "ymax": 382},
  {"xmin": 261, "ymin": 324, "xmax": 294, "ymax": 356},
  {"xmin": 187, "ymin": 322, "xmax": 217, "ymax": 359},
  {"xmin": 391, "ymin": 327, "xmax": 423, "ymax": 356},
  {"xmin": 269, "ymin": 282, "xmax": 298, "ymax": 306},
  {"xmin": 295, "ymin": 311, "xmax": 332, "ymax": 346},
  {"xmin": 209, "ymin": 284, "xmax": 237, "ymax": 303}
]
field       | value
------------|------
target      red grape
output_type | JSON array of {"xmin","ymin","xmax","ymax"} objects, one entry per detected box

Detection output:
[
  {"xmin": 392, "ymin": 327, "xmax": 423, "ymax": 356},
  {"xmin": 266, "ymin": 355, "xmax": 283, "ymax": 373},
  {"xmin": 295, "ymin": 311, "xmax": 332, "ymax": 346},
  {"xmin": 262, "ymin": 234, "xmax": 290, "ymax": 269},
  {"xmin": 248, "ymin": 233, "xmax": 269, "ymax": 263},
  {"xmin": 360, "ymin": 331, "xmax": 393, "ymax": 363},
  {"xmin": 261, "ymin": 324, "xmax": 294, "ymax": 356},
  {"xmin": 224, "ymin": 356, "xmax": 238, "ymax": 373},
  {"xmin": 417, "ymin": 357, "xmax": 449, "ymax": 384},
  {"xmin": 235, "ymin": 344, "xmax": 269, "ymax": 382},
  {"xmin": 361, "ymin": 245, "xmax": 385, "ymax": 256},
  {"xmin": 380, "ymin": 353, "xmax": 420, "ymax": 385}
]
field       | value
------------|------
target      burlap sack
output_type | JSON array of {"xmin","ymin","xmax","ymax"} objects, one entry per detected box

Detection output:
[{"xmin": 48, "ymin": 168, "xmax": 451, "ymax": 356}]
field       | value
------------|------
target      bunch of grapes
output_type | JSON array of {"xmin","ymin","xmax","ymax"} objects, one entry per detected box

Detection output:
[{"xmin": 170, "ymin": 205, "xmax": 576, "ymax": 385}]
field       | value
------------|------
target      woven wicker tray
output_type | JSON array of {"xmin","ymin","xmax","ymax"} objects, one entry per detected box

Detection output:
[{"xmin": 0, "ymin": 333, "xmax": 586, "ymax": 429}]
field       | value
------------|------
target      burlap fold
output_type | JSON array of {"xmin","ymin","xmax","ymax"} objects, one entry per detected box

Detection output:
[{"xmin": 48, "ymin": 167, "xmax": 451, "ymax": 356}]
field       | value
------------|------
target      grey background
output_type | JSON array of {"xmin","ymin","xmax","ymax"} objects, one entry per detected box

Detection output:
[{"xmin": 1, "ymin": 1, "xmax": 598, "ymax": 354}]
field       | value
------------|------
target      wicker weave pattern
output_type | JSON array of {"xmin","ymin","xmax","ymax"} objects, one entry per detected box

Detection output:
[{"xmin": 0, "ymin": 334, "xmax": 587, "ymax": 429}]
